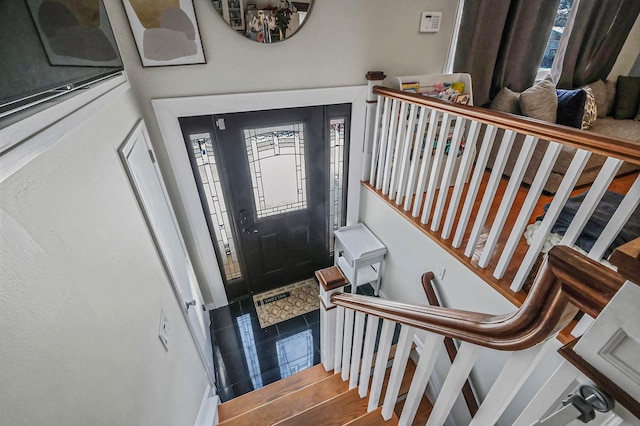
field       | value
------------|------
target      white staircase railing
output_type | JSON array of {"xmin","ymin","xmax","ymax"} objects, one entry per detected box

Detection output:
[
  {"xmin": 363, "ymin": 78, "xmax": 640, "ymax": 292},
  {"xmin": 319, "ymin": 245, "xmax": 628, "ymax": 425}
]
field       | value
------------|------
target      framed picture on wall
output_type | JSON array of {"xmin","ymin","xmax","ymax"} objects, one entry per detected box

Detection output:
[
  {"xmin": 25, "ymin": 0, "xmax": 123, "ymax": 67},
  {"xmin": 122, "ymin": 0, "xmax": 206, "ymax": 67}
]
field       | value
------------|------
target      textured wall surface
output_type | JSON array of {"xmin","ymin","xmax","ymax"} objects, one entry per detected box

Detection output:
[{"xmin": 0, "ymin": 90, "xmax": 207, "ymax": 425}]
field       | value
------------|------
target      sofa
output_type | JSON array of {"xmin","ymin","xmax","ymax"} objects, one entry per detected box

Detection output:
[{"xmin": 485, "ymin": 76, "xmax": 640, "ymax": 194}]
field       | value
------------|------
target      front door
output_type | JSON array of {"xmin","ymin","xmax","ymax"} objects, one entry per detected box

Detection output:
[{"xmin": 180, "ymin": 105, "xmax": 350, "ymax": 298}]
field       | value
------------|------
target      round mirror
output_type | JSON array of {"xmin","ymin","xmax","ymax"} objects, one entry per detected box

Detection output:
[{"xmin": 211, "ymin": 0, "xmax": 313, "ymax": 43}]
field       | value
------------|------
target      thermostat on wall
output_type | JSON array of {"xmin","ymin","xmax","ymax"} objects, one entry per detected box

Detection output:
[{"xmin": 420, "ymin": 11, "xmax": 442, "ymax": 33}]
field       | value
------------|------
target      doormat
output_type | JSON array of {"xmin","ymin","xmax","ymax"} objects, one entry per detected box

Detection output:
[{"xmin": 253, "ymin": 278, "xmax": 319, "ymax": 329}]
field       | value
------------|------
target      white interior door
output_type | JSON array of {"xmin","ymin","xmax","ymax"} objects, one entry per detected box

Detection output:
[{"xmin": 119, "ymin": 120, "xmax": 215, "ymax": 386}]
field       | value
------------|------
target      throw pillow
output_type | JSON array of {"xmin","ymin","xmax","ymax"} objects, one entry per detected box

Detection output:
[
  {"xmin": 556, "ymin": 88, "xmax": 587, "ymax": 128},
  {"xmin": 582, "ymin": 87, "xmax": 597, "ymax": 129},
  {"xmin": 583, "ymin": 80, "xmax": 608, "ymax": 118},
  {"xmin": 520, "ymin": 76, "xmax": 557, "ymax": 122},
  {"xmin": 490, "ymin": 87, "xmax": 521, "ymax": 114},
  {"xmin": 613, "ymin": 76, "xmax": 640, "ymax": 119}
]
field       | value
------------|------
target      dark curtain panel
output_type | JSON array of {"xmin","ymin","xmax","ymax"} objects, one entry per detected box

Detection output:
[
  {"xmin": 454, "ymin": 0, "xmax": 559, "ymax": 106},
  {"xmin": 557, "ymin": 0, "xmax": 640, "ymax": 88}
]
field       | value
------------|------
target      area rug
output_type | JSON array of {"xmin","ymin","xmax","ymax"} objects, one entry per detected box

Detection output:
[{"xmin": 253, "ymin": 278, "xmax": 319, "ymax": 328}]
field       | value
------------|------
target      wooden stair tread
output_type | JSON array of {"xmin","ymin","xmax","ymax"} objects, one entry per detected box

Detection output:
[
  {"xmin": 219, "ymin": 373, "xmax": 347, "ymax": 425},
  {"xmin": 218, "ymin": 364, "xmax": 332, "ymax": 422},
  {"xmin": 274, "ymin": 387, "xmax": 369, "ymax": 425},
  {"xmin": 344, "ymin": 406, "xmax": 399, "ymax": 425},
  {"xmin": 395, "ymin": 392, "xmax": 434, "ymax": 425}
]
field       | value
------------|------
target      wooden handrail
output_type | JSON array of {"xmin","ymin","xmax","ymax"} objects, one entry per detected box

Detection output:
[
  {"xmin": 372, "ymin": 86, "xmax": 640, "ymax": 166},
  {"xmin": 331, "ymin": 246, "xmax": 626, "ymax": 351}
]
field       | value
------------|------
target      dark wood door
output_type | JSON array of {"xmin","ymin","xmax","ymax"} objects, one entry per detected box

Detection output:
[
  {"xmin": 220, "ymin": 107, "xmax": 328, "ymax": 294},
  {"xmin": 179, "ymin": 105, "xmax": 350, "ymax": 298}
]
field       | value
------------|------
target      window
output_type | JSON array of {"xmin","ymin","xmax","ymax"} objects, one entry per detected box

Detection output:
[{"xmin": 537, "ymin": 0, "xmax": 575, "ymax": 78}]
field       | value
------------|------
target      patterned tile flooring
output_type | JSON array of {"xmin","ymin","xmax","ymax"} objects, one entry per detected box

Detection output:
[{"xmin": 210, "ymin": 283, "xmax": 376, "ymax": 402}]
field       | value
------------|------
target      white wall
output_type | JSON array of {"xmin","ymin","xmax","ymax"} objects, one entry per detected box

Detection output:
[
  {"xmin": 104, "ymin": 0, "xmax": 460, "ymax": 304},
  {"xmin": 0, "ymin": 91, "xmax": 207, "ymax": 425},
  {"xmin": 609, "ymin": 14, "xmax": 640, "ymax": 79}
]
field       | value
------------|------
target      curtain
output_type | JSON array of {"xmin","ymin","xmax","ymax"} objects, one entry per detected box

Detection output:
[
  {"xmin": 557, "ymin": 0, "xmax": 640, "ymax": 88},
  {"xmin": 453, "ymin": 0, "xmax": 559, "ymax": 106}
]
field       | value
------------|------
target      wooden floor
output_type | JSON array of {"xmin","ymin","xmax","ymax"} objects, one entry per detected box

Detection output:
[{"xmin": 364, "ymin": 170, "xmax": 639, "ymax": 333}]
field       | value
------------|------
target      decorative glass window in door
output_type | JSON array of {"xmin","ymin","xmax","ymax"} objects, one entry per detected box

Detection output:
[
  {"xmin": 329, "ymin": 118, "xmax": 346, "ymax": 255},
  {"xmin": 243, "ymin": 124, "xmax": 307, "ymax": 218},
  {"xmin": 190, "ymin": 133, "xmax": 242, "ymax": 281}
]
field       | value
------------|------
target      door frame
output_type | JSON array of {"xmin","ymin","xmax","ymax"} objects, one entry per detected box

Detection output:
[
  {"xmin": 152, "ymin": 86, "xmax": 368, "ymax": 308},
  {"xmin": 118, "ymin": 120, "xmax": 216, "ymax": 386}
]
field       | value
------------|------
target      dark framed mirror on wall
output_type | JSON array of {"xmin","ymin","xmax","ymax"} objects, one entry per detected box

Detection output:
[{"xmin": 211, "ymin": 0, "xmax": 313, "ymax": 43}]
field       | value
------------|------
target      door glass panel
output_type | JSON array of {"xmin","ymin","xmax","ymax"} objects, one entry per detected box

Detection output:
[
  {"xmin": 190, "ymin": 133, "xmax": 242, "ymax": 281},
  {"xmin": 243, "ymin": 124, "xmax": 307, "ymax": 219},
  {"xmin": 329, "ymin": 118, "xmax": 346, "ymax": 254}
]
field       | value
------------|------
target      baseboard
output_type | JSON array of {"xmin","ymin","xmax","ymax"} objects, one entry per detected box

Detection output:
[{"xmin": 195, "ymin": 384, "xmax": 219, "ymax": 426}]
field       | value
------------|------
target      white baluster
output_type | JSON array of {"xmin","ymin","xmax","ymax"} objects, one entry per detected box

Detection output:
[
  {"xmin": 427, "ymin": 342, "xmax": 481, "ymax": 426},
  {"xmin": 412, "ymin": 110, "xmax": 441, "ymax": 217},
  {"xmin": 511, "ymin": 149, "xmax": 592, "ymax": 291},
  {"xmin": 389, "ymin": 102, "xmax": 409, "ymax": 200},
  {"xmin": 494, "ymin": 142, "xmax": 562, "ymax": 279},
  {"xmin": 431, "ymin": 117, "xmax": 467, "ymax": 231},
  {"xmin": 464, "ymin": 130, "xmax": 516, "ymax": 257},
  {"xmin": 478, "ymin": 135, "xmax": 538, "ymax": 268},
  {"xmin": 381, "ymin": 100, "xmax": 400, "ymax": 194},
  {"xmin": 334, "ymin": 305, "xmax": 345, "ymax": 374},
  {"xmin": 421, "ymin": 113, "xmax": 454, "ymax": 225},
  {"xmin": 342, "ymin": 308, "xmax": 355, "ymax": 381},
  {"xmin": 349, "ymin": 311, "xmax": 366, "ymax": 390},
  {"xmin": 442, "ymin": 120, "xmax": 481, "ymax": 240},
  {"xmin": 367, "ymin": 319, "xmax": 395, "ymax": 412},
  {"xmin": 403, "ymin": 106, "xmax": 430, "ymax": 211},
  {"xmin": 469, "ymin": 339, "xmax": 553, "ymax": 425},
  {"xmin": 368, "ymin": 95, "xmax": 384, "ymax": 184},
  {"xmin": 381, "ymin": 326, "xmax": 416, "ymax": 420},
  {"xmin": 588, "ymin": 174, "xmax": 640, "ymax": 260},
  {"xmin": 375, "ymin": 98, "xmax": 392, "ymax": 189},
  {"xmin": 395, "ymin": 104, "xmax": 418, "ymax": 205},
  {"xmin": 512, "ymin": 361, "xmax": 580, "ymax": 426},
  {"xmin": 359, "ymin": 315, "xmax": 380, "ymax": 398},
  {"xmin": 560, "ymin": 157, "xmax": 622, "ymax": 247},
  {"xmin": 398, "ymin": 332, "xmax": 444, "ymax": 426},
  {"xmin": 453, "ymin": 125, "xmax": 498, "ymax": 248}
]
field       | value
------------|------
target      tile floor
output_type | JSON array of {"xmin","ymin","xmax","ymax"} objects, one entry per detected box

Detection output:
[{"xmin": 210, "ymin": 283, "xmax": 376, "ymax": 402}]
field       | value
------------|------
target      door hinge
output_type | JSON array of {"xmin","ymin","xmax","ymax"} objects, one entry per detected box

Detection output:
[
  {"xmin": 215, "ymin": 118, "xmax": 226, "ymax": 130},
  {"xmin": 148, "ymin": 149, "xmax": 156, "ymax": 164}
]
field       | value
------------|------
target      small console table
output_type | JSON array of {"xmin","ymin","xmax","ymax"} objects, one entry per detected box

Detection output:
[{"xmin": 333, "ymin": 223, "xmax": 387, "ymax": 295}]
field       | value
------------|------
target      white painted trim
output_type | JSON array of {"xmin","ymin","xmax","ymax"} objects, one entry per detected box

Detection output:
[
  {"xmin": 0, "ymin": 74, "xmax": 130, "ymax": 184},
  {"xmin": 443, "ymin": 0, "xmax": 464, "ymax": 74},
  {"xmin": 152, "ymin": 86, "xmax": 368, "ymax": 307},
  {"xmin": 195, "ymin": 385, "xmax": 219, "ymax": 426}
]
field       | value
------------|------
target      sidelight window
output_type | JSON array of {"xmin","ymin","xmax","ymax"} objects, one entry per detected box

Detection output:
[{"xmin": 190, "ymin": 133, "xmax": 242, "ymax": 281}]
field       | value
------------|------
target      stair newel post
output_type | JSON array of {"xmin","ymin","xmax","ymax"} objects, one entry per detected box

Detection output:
[
  {"xmin": 316, "ymin": 267, "xmax": 348, "ymax": 372},
  {"xmin": 363, "ymin": 71, "xmax": 387, "ymax": 181}
]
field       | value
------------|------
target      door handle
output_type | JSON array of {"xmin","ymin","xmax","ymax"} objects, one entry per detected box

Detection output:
[
  {"xmin": 243, "ymin": 225, "xmax": 258, "ymax": 235},
  {"xmin": 185, "ymin": 299, "xmax": 197, "ymax": 310}
]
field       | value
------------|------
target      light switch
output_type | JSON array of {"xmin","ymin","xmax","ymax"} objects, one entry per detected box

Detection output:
[
  {"xmin": 158, "ymin": 309, "xmax": 169, "ymax": 351},
  {"xmin": 436, "ymin": 263, "xmax": 446, "ymax": 281}
]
